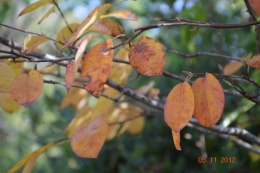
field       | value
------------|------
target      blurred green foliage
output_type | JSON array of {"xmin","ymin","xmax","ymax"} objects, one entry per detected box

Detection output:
[{"xmin": 1, "ymin": 0, "xmax": 260, "ymax": 172}]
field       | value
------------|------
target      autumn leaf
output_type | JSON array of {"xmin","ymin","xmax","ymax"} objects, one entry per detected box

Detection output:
[
  {"xmin": 5, "ymin": 58, "xmax": 24, "ymax": 76},
  {"xmin": 129, "ymin": 36, "xmax": 166, "ymax": 76},
  {"xmin": 18, "ymin": 0, "xmax": 53, "ymax": 17},
  {"xmin": 172, "ymin": 130, "xmax": 181, "ymax": 150},
  {"xmin": 223, "ymin": 61, "xmax": 243, "ymax": 75},
  {"xmin": 65, "ymin": 61, "xmax": 74, "ymax": 91},
  {"xmin": 62, "ymin": 4, "xmax": 112, "ymax": 48},
  {"xmin": 26, "ymin": 35, "xmax": 48, "ymax": 54},
  {"xmin": 70, "ymin": 116, "xmax": 108, "ymax": 158},
  {"xmin": 127, "ymin": 116, "xmax": 145, "ymax": 135},
  {"xmin": 246, "ymin": 54, "xmax": 260, "ymax": 68},
  {"xmin": 249, "ymin": 0, "xmax": 260, "ymax": 15},
  {"xmin": 192, "ymin": 73, "xmax": 225, "ymax": 127},
  {"xmin": 164, "ymin": 82, "xmax": 194, "ymax": 132},
  {"xmin": 7, "ymin": 142, "xmax": 57, "ymax": 173},
  {"xmin": 100, "ymin": 10, "xmax": 138, "ymax": 21},
  {"xmin": 10, "ymin": 70, "xmax": 43, "ymax": 107},
  {"xmin": 88, "ymin": 20, "xmax": 124, "ymax": 37},
  {"xmin": 37, "ymin": 6, "xmax": 55, "ymax": 24},
  {"xmin": 81, "ymin": 39, "xmax": 113, "ymax": 97},
  {"xmin": 0, "ymin": 93, "xmax": 20, "ymax": 113},
  {"xmin": 56, "ymin": 23, "xmax": 79, "ymax": 48},
  {"xmin": 0, "ymin": 62, "xmax": 16, "ymax": 92}
]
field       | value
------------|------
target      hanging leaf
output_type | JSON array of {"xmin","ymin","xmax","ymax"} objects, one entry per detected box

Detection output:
[
  {"xmin": 223, "ymin": 61, "xmax": 243, "ymax": 75},
  {"xmin": 70, "ymin": 116, "xmax": 108, "ymax": 158},
  {"xmin": 56, "ymin": 23, "xmax": 79, "ymax": 48},
  {"xmin": 18, "ymin": 0, "xmax": 53, "ymax": 17},
  {"xmin": 64, "ymin": 61, "xmax": 74, "ymax": 91},
  {"xmin": 37, "ymin": 6, "xmax": 55, "ymax": 24},
  {"xmin": 7, "ymin": 142, "xmax": 57, "ymax": 173},
  {"xmin": 100, "ymin": 10, "xmax": 138, "ymax": 21},
  {"xmin": 62, "ymin": 4, "xmax": 112, "ymax": 48},
  {"xmin": 164, "ymin": 82, "xmax": 194, "ymax": 132},
  {"xmin": 88, "ymin": 20, "xmax": 124, "ymax": 37},
  {"xmin": 172, "ymin": 130, "xmax": 181, "ymax": 150},
  {"xmin": 246, "ymin": 54, "xmax": 260, "ymax": 68},
  {"xmin": 192, "ymin": 73, "xmax": 225, "ymax": 127},
  {"xmin": 129, "ymin": 36, "xmax": 166, "ymax": 76},
  {"xmin": 81, "ymin": 39, "xmax": 113, "ymax": 97},
  {"xmin": 10, "ymin": 70, "xmax": 43, "ymax": 107},
  {"xmin": 0, "ymin": 62, "xmax": 16, "ymax": 92},
  {"xmin": 0, "ymin": 93, "xmax": 20, "ymax": 113},
  {"xmin": 249, "ymin": 0, "xmax": 260, "ymax": 15}
]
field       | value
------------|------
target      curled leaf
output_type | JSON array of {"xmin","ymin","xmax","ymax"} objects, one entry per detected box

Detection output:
[
  {"xmin": 100, "ymin": 10, "xmax": 138, "ymax": 21},
  {"xmin": 172, "ymin": 130, "xmax": 181, "ymax": 150}
]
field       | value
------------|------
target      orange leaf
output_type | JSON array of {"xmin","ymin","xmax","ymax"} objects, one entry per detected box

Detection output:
[
  {"xmin": 129, "ymin": 36, "xmax": 166, "ymax": 76},
  {"xmin": 249, "ymin": 0, "xmax": 260, "ymax": 15},
  {"xmin": 81, "ymin": 39, "xmax": 113, "ymax": 97},
  {"xmin": 172, "ymin": 130, "xmax": 181, "ymax": 150},
  {"xmin": 10, "ymin": 70, "xmax": 43, "ymax": 107},
  {"xmin": 246, "ymin": 54, "xmax": 260, "ymax": 68},
  {"xmin": 0, "ymin": 62, "xmax": 16, "ymax": 92},
  {"xmin": 164, "ymin": 82, "xmax": 194, "ymax": 132},
  {"xmin": 88, "ymin": 20, "xmax": 124, "ymax": 37},
  {"xmin": 100, "ymin": 10, "xmax": 138, "ymax": 21},
  {"xmin": 7, "ymin": 142, "xmax": 56, "ymax": 173},
  {"xmin": 56, "ymin": 23, "xmax": 79, "ymax": 48},
  {"xmin": 223, "ymin": 61, "xmax": 242, "ymax": 75},
  {"xmin": 65, "ymin": 61, "xmax": 74, "ymax": 91},
  {"xmin": 70, "ymin": 116, "xmax": 108, "ymax": 158},
  {"xmin": 192, "ymin": 73, "xmax": 225, "ymax": 127},
  {"xmin": 18, "ymin": 0, "xmax": 53, "ymax": 17},
  {"xmin": 0, "ymin": 93, "xmax": 20, "ymax": 113},
  {"xmin": 62, "ymin": 4, "xmax": 112, "ymax": 49},
  {"xmin": 37, "ymin": 6, "xmax": 55, "ymax": 24}
]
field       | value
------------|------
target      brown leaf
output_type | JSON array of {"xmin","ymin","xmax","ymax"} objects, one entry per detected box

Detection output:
[
  {"xmin": 246, "ymin": 54, "xmax": 260, "ymax": 68},
  {"xmin": 88, "ymin": 20, "xmax": 124, "ymax": 37},
  {"xmin": 70, "ymin": 116, "xmax": 108, "ymax": 158},
  {"xmin": 249, "ymin": 0, "xmax": 260, "ymax": 15},
  {"xmin": 129, "ymin": 36, "xmax": 166, "ymax": 76},
  {"xmin": 65, "ymin": 61, "xmax": 74, "ymax": 91},
  {"xmin": 81, "ymin": 39, "xmax": 113, "ymax": 97},
  {"xmin": 164, "ymin": 82, "xmax": 194, "ymax": 132},
  {"xmin": 10, "ymin": 70, "xmax": 43, "ymax": 107},
  {"xmin": 192, "ymin": 73, "xmax": 225, "ymax": 127}
]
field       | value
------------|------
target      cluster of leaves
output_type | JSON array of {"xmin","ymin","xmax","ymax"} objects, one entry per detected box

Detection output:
[{"xmin": 3, "ymin": 0, "xmax": 260, "ymax": 172}]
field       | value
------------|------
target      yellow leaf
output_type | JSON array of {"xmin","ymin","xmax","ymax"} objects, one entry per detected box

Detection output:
[
  {"xmin": 127, "ymin": 116, "xmax": 145, "ymax": 135},
  {"xmin": 5, "ymin": 58, "xmax": 24, "ymax": 76},
  {"xmin": 37, "ymin": 6, "xmax": 55, "ymax": 24},
  {"xmin": 172, "ymin": 130, "xmax": 181, "ymax": 150},
  {"xmin": 0, "ymin": 93, "xmax": 20, "ymax": 113},
  {"xmin": 100, "ymin": 10, "xmax": 138, "ymax": 21},
  {"xmin": 56, "ymin": 23, "xmax": 79, "ymax": 48},
  {"xmin": 0, "ymin": 62, "xmax": 16, "ymax": 92},
  {"xmin": 18, "ymin": 0, "xmax": 53, "ymax": 17}
]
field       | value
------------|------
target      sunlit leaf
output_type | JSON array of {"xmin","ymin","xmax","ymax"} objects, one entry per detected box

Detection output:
[
  {"xmin": 246, "ymin": 54, "xmax": 260, "ymax": 68},
  {"xmin": 0, "ymin": 62, "xmax": 16, "ymax": 92},
  {"xmin": 71, "ymin": 116, "xmax": 108, "ymax": 158},
  {"xmin": 10, "ymin": 70, "xmax": 43, "ymax": 107},
  {"xmin": 18, "ymin": 0, "xmax": 53, "ymax": 17},
  {"xmin": 172, "ymin": 130, "xmax": 181, "ymax": 150},
  {"xmin": 129, "ymin": 36, "xmax": 166, "ymax": 76},
  {"xmin": 37, "ymin": 6, "xmax": 55, "ymax": 24},
  {"xmin": 164, "ymin": 82, "xmax": 194, "ymax": 132},
  {"xmin": 88, "ymin": 20, "xmax": 124, "ymax": 37},
  {"xmin": 223, "ymin": 61, "xmax": 243, "ymax": 75},
  {"xmin": 192, "ymin": 73, "xmax": 225, "ymax": 127},
  {"xmin": 100, "ymin": 10, "xmax": 138, "ymax": 21},
  {"xmin": 56, "ymin": 23, "xmax": 79, "ymax": 48},
  {"xmin": 81, "ymin": 39, "xmax": 113, "ymax": 97},
  {"xmin": 249, "ymin": 0, "xmax": 260, "ymax": 15},
  {"xmin": 0, "ymin": 93, "xmax": 20, "ymax": 113},
  {"xmin": 62, "ymin": 4, "xmax": 112, "ymax": 48},
  {"xmin": 59, "ymin": 87, "xmax": 88, "ymax": 110},
  {"xmin": 7, "ymin": 142, "xmax": 56, "ymax": 173}
]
